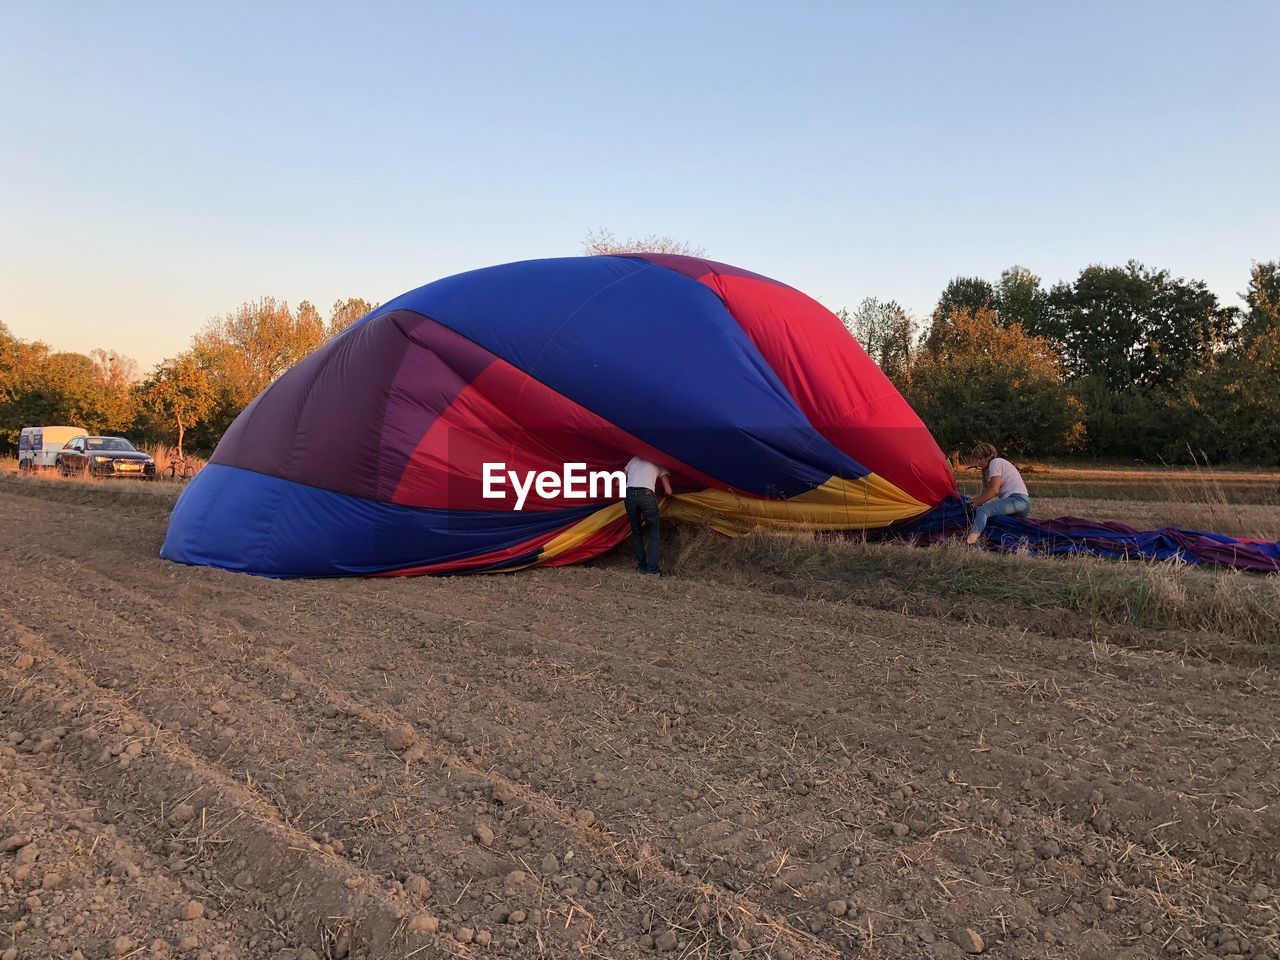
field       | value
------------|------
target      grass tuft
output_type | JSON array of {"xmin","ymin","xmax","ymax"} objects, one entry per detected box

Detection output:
[{"xmin": 672, "ymin": 527, "xmax": 1280, "ymax": 652}]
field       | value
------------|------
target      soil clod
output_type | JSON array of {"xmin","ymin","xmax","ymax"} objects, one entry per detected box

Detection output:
[
  {"xmin": 951, "ymin": 928, "xmax": 985, "ymax": 954},
  {"xmin": 386, "ymin": 723, "xmax": 415, "ymax": 751}
]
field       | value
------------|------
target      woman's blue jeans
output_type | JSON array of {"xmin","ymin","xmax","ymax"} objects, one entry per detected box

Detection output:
[{"xmin": 971, "ymin": 494, "xmax": 1032, "ymax": 535}]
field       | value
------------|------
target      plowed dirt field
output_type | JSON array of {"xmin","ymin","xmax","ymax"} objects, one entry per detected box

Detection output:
[{"xmin": 2, "ymin": 481, "xmax": 1277, "ymax": 960}]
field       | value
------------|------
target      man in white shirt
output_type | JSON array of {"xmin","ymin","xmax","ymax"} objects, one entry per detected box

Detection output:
[
  {"xmin": 965, "ymin": 442, "xmax": 1032, "ymax": 545},
  {"xmin": 624, "ymin": 455, "xmax": 673, "ymax": 574}
]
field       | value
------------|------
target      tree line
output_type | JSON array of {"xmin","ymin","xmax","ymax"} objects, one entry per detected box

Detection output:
[
  {"xmin": 0, "ymin": 297, "xmax": 373, "ymax": 457},
  {"xmin": 3, "ymin": 258, "xmax": 1277, "ymax": 465},
  {"xmin": 841, "ymin": 259, "xmax": 1280, "ymax": 465}
]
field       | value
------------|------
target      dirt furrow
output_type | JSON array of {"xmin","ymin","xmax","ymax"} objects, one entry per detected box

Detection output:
[{"xmin": 1, "ymin": 611, "xmax": 457, "ymax": 960}]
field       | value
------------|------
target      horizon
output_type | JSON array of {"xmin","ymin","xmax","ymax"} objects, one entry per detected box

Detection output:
[{"xmin": 3, "ymin": 1, "xmax": 1278, "ymax": 369}]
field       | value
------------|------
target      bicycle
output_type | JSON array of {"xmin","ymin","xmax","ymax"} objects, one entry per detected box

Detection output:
[{"xmin": 165, "ymin": 456, "xmax": 196, "ymax": 481}]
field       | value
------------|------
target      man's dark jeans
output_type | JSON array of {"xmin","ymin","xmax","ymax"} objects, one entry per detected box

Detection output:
[{"xmin": 624, "ymin": 487, "xmax": 661, "ymax": 574}]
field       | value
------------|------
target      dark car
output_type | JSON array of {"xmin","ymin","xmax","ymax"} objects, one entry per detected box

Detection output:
[{"xmin": 56, "ymin": 436, "xmax": 156, "ymax": 479}]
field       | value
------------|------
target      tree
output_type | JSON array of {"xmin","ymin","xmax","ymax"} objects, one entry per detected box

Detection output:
[
  {"xmin": 88, "ymin": 348, "xmax": 139, "ymax": 432},
  {"xmin": 1041, "ymin": 261, "xmax": 1232, "ymax": 389},
  {"xmin": 996, "ymin": 266, "xmax": 1048, "ymax": 333},
  {"xmin": 581, "ymin": 229, "xmax": 707, "ymax": 257},
  {"xmin": 906, "ymin": 307, "xmax": 1085, "ymax": 457},
  {"xmin": 838, "ymin": 298, "xmax": 917, "ymax": 386},
  {"xmin": 1173, "ymin": 260, "xmax": 1280, "ymax": 464},
  {"xmin": 140, "ymin": 355, "xmax": 217, "ymax": 457},
  {"xmin": 0, "ymin": 324, "xmax": 142, "ymax": 450},
  {"xmin": 924, "ymin": 276, "xmax": 997, "ymax": 356},
  {"xmin": 1176, "ymin": 329, "xmax": 1280, "ymax": 464},
  {"xmin": 0, "ymin": 321, "xmax": 31, "ymax": 412},
  {"xmin": 1069, "ymin": 374, "xmax": 1173, "ymax": 461},
  {"xmin": 190, "ymin": 297, "xmax": 329, "ymax": 437},
  {"xmin": 1240, "ymin": 259, "xmax": 1280, "ymax": 342},
  {"xmin": 0, "ymin": 325, "xmax": 53, "ymax": 449},
  {"xmin": 192, "ymin": 297, "xmax": 328, "ymax": 407},
  {"xmin": 327, "ymin": 297, "xmax": 376, "ymax": 338},
  {"xmin": 296, "ymin": 300, "xmax": 324, "ymax": 337}
]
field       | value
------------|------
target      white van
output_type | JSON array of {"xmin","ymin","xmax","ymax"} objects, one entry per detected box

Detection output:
[{"xmin": 18, "ymin": 426, "xmax": 86, "ymax": 471}]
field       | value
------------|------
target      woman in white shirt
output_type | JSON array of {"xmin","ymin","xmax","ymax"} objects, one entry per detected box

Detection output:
[{"xmin": 965, "ymin": 442, "xmax": 1032, "ymax": 545}]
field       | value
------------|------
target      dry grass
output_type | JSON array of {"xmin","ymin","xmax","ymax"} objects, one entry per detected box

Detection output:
[
  {"xmin": 0, "ymin": 456, "xmax": 183, "ymax": 505},
  {"xmin": 1064, "ymin": 554, "xmax": 1280, "ymax": 643},
  {"xmin": 4, "ymin": 445, "xmax": 205, "ymax": 485},
  {"xmin": 672, "ymin": 528, "xmax": 1280, "ymax": 652},
  {"xmin": 965, "ymin": 460, "xmax": 1280, "ymax": 506}
]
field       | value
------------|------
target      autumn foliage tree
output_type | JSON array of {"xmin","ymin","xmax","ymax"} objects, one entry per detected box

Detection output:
[
  {"xmin": 924, "ymin": 276, "xmax": 997, "ymax": 356},
  {"xmin": 139, "ymin": 355, "xmax": 217, "ymax": 457},
  {"xmin": 327, "ymin": 297, "xmax": 376, "ymax": 338},
  {"xmin": 192, "ymin": 297, "xmax": 327, "ymax": 408},
  {"xmin": 1, "ymin": 292, "xmax": 373, "ymax": 456},
  {"xmin": 906, "ymin": 307, "xmax": 1085, "ymax": 457},
  {"xmin": 0, "ymin": 323, "xmax": 141, "ymax": 449},
  {"xmin": 182, "ymin": 297, "xmax": 328, "ymax": 441}
]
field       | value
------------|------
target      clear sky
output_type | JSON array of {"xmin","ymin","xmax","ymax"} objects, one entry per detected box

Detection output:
[{"xmin": 2, "ymin": 1, "xmax": 1277, "ymax": 369}]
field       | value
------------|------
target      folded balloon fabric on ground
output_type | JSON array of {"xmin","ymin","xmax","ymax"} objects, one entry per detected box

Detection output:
[{"xmin": 888, "ymin": 498, "xmax": 1280, "ymax": 573}]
